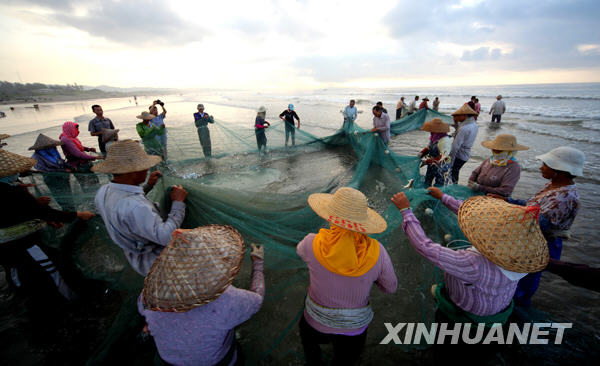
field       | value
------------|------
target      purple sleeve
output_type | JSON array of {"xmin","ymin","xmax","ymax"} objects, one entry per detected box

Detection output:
[
  {"xmin": 61, "ymin": 138, "xmax": 96, "ymax": 160},
  {"xmin": 296, "ymin": 234, "xmax": 312, "ymax": 262},
  {"xmin": 441, "ymin": 194, "xmax": 463, "ymax": 214},
  {"xmin": 401, "ymin": 210, "xmax": 480, "ymax": 282},
  {"xmin": 478, "ymin": 162, "xmax": 520, "ymax": 197},
  {"xmin": 469, "ymin": 161, "xmax": 483, "ymax": 182},
  {"xmin": 250, "ymin": 258, "xmax": 265, "ymax": 298},
  {"xmin": 375, "ymin": 244, "xmax": 398, "ymax": 293},
  {"xmin": 224, "ymin": 285, "xmax": 264, "ymax": 328}
]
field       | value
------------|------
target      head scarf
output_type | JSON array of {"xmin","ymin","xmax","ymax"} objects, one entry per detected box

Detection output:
[
  {"xmin": 312, "ymin": 224, "xmax": 380, "ymax": 277},
  {"xmin": 490, "ymin": 151, "xmax": 516, "ymax": 167},
  {"xmin": 429, "ymin": 132, "xmax": 448, "ymax": 144},
  {"xmin": 60, "ymin": 122, "xmax": 84, "ymax": 152}
]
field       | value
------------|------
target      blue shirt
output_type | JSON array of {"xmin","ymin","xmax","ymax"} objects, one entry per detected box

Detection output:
[
  {"xmin": 151, "ymin": 115, "xmax": 167, "ymax": 146},
  {"xmin": 343, "ymin": 105, "xmax": 358, "ymax": 123}
]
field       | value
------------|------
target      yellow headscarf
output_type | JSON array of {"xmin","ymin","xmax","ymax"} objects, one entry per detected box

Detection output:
[{"xmin": 312, "ymin": 224, "xmax": 380, "ymax": 277}]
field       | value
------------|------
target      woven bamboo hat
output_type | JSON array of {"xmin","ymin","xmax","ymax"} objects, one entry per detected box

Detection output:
[
  {"xmin": 136, "ymin": 111, "xmax": 156, "ymax": 120},
  {"xmin": 28, "ymin": 134, "xmax": 64, "ymax": 150},
  {"xmin": 91, "ymin": 139, "xmax": 161, "ymax": 174},
  {"xmin": 451, "ymin": 104, "xmax": 478, "ymax": 116},
  {"xmin": 257, "ymin": 106, "xmax": 267, "ymax": 113},
  {"xmin": 308, "ymin": 187, "xmax": 387, "ymax": 234},
  {"xmin": 101, "ymin": 128, "xmax": 120, "ymax": 143},
  {"xmin": 421, "ymin": 118, "xmax": 450, "ymax": 133},
  {"xmin": 0, "ymin": 134, "xmax": 10, "ymax": 140},
  {"xmin": 0, "ymin": 149, "xmax": 36, "ymax": 178},
  {"xmin": 458, "ymin": 196, "xmax": 548, "ymax": 273},
  {"xmin": 481, "ymin": 134, "xmax": 529, "ymax": 151},
  {"xmin": 143, "ymin": 225, "xmax": 245, "ymax": 312}
]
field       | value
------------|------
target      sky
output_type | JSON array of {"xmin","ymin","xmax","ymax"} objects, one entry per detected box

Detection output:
[{"xmin": 0, "ymin": 0, "xmax": 599, "ymax": 90}]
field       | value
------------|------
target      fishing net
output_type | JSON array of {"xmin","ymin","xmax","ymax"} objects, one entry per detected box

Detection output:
[{"xmin": 23, "ymin": 108, "xmax": 479, "ymax": 365}]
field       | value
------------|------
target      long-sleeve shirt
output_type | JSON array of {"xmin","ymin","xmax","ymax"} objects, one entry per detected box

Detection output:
[
  {"xmin": 136, "ymin": 122, "xmax": 165, "ymax": 155},
  {"xmin": 138, "ymin": 258, "xmax": 265, "ymax": 366},
  {"xmin": 95, "ymin": 182, "xmax": 185, "ymax": 276},
  {"xmin": 151, "ymin": 115, "xmax": 168, "ymax": 147},
  {"xmin": 450, "ymin": 116, "xmax": 478, "ymax": 162},
  {"xmin": 60, "ymin": 136, "xmax": 96, "ymax": 169},
  {"xmin": 343, "ymin": 105, "xmax": 358, "ymax": 123},
  {"xmin": 193, "ymin": 112, "xmax": 215, "ymax": 128},
  {"xmin": 372, "ymin": 112, "xmax": 391, "ymax": 144},
  {"xmin": 31, "ymin": 149, "xmax": 69, "ymax": 172},
  {"xmin": 490, "ymin": 100, "xmax": 506, "ymax": 115},
  {"xmin": 297, "ymin": 234, "xmax": 397, "ymax": 335},
  {"xmin": 469, "ymin": 159, "xmax": 521, "ymax": 197},
  {"xmin": 401, "ymin": 194, "xmax": 519, "ymax": 316},
  {"xmin": 408, "ymin": 100, "xmax": 417, "ymax": 113},
  {"xmin": 0, "ymin": 182, "xmax": 77, "ymax": 228}
]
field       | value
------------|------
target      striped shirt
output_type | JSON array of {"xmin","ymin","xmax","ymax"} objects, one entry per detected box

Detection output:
[{"xmin": 401, "ymin": 194, "xmax": 518, "ymax": 316}]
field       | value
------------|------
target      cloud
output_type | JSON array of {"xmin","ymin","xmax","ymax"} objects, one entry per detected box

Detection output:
[
  {"xmin": 461, "ymin": 47, "xmax": 502, "ymax": 61},
  {"xmin": 577, "ymin": 44, "xmax": 600, "ymax": 54},
  {"xmin": 5, "ymin": 0, "xmax": 208, "ymax": 46}
]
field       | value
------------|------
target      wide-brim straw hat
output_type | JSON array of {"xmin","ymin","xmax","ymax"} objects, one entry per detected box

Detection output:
[
  {"xmin": 143, "ymin": 225, "xmax": 245, "ymax": 312},
  {"xmin": 421, "ymin": 118, "xmax": 450, "ymax": 133},
  {"xmin": 0, "ymin": 134, "xmax": 10, "ymax": 140},
  {"xmin": 458, "ymin": 196, "xmax": 548, "ymax": 273},
  {"xmin": 481, "ymin": 134, "xmax": 529, "ymax": 151},
  {"xmin": 308, "ymin": 187, "xmax": 387, "ymax": 234},
  {"xmin": 536, "ymin": 146, "xmax": 585, "ymax": 177},
  {"xmin": 91, "ymin": 139, "xmax": 161, "ymax": 174},
  {"xmin": 451, "ymin": 104, "xmax": 478, "ymax": 116},
  {"xmin": 257, "ymin": 106, "xmax": 267, "ymax": 113},
  {"xmin": 101, "ymin": 128, "xmax": 120, "ymax": 143},
  {"xmin": 136, "ymin": 111, "xmax": 156, "ymax": 120},
  {"xmin": 423, "ymin": 97, "xmax": 430, "ymax": 101},
  {"xmin": 28, "ymin": 133, "xmax": 64, "ymax": 150},
  {"xmin": 0, "ymin": 149, "xmax": 36, "ymax": 178}
]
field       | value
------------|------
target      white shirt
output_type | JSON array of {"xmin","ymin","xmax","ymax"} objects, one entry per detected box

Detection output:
[
  {"xmin": 408, "ymin": 100, "xmax": 417, "ymax": 113},
  {"xmin": 95, "ymin": 182, "xmax": 186, "ymax": 276},
  {"xmin": 490, "ymin": 100, "xmax": 506, "ymax": 115},
  {"xmin": 450, "ymin": 116, "xmax": 478, "ymax": 162},
  {"xmin": 372, "ymin": 112, "xmax": 391, "ymax": 143}
]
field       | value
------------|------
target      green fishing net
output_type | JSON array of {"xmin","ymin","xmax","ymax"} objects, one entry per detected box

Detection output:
[{"xmin": 27, "ymin": 108, "xmax": 479, "ymax": 365}]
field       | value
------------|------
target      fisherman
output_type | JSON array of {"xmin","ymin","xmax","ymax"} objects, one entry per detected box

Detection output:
[
  {"xmin": 489, "ymin": 95, "xmax": 506, "ymax": 124},
  {"xmin": 255, "ymin": 106, "xmax": 271, "ymax": 154},
  {"xmin": 139, "ymin": 227, "xmax": 264, "ymax": 366},
  {"xmin": 432, "ymin": 97, "xmax": 440, "ymax": 111},
  {"xmin": 149, "ymin": 100, "xmax": 168, "ymax": 157},
  {"xmin": 371, "ymin": 105, "xmax": 391, "ymax": 144},
  {"xmin": 396, "ymin": 97, "xmax": 407, "ymax": 120},
  {"xmin": 88, "ymin": 104, "xmax": 116, "ymax": 155},
  {"xmin": 279, "ymin": 104, "xmax": 301, "ymax": 147},
  {"xmin": 60, "ymin": 121, "xmax": 102, "ymax": 190},
  {"xmin": 448, "ymin": 104, "xmax": 478, "ymax": 184},
  {"xmin": 0, "ymin": 148, "xmax": 94, "ymax": 304},
  {"xmin": 136, "ymin": 111, "xmax": 166, "ymax": 158},
  {"xmin": 193, "ymin": 104, "xmax": 215, "ymax": 158},
  {"xmin": 489, "ymin": 146, "xmax": 585, "ymax": 307},
  {"xmin": 407, "ymin": 96, "xmax": 419, "ymax": 115},
  {"xmin": 391, "ymin": 188, "xmax": 547, "ymax": 363},
  {"xmin": 299, "ymin": 187, "xmax": 397, "ymax": 365},
  {"xmin": 468, "ymin": 134, "xmax": 527, "ymax": 197},
  {"xmin": 29, "ymin": 134, "xmax": 75, "ymax": 210},
  {"xmin": 93, "ymin": 139, "xmax": 188, "ymax": 276},
  {"xmin": 343, "ymin": 99, "xmax": 358, "ymax": 128},
  {"xmin": 419, "ymin": 97, "xmax": 430, "ymax": 110},
  {"xmin": 376, "ymin": 101, "xmax": 388, "ymax": 114},
  {"xmin": 419, "ymin": 118, "xmax": 452, "ymax": 187}
]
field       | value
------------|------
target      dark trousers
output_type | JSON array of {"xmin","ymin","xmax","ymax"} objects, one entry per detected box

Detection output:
[
  {"xmin": 395, "ymin": 108, "xmax": 401, "ymax": 120},
  {"xmin": 450, "ymin": 158, "xmax": 467, "ymax": 184},
  {"xmin": 197, "ymin": 127, "xmax": 212, "ymax": 157},
  {"xmin": 285, "ymin": 123, "xmax": 296, "ymax": 145},
  {"xmin": 424, "ymin": 163, "xmax": 449, "ymax": 187},
  {"xmin": 299, "ymin": 315, "xmax": 367, "ymax": 366},
  {"xmin": 491, "ymin": 114, "xmax": 502, "ymax": 123}
]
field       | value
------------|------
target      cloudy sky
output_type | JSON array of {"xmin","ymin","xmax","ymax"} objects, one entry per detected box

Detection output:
[{"xmin": 0, "ymin": 0, "xmax": 599, "ymax": 90}]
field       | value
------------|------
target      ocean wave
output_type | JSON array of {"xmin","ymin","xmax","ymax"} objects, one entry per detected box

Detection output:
[{"xmin": 514, "ymin": 122, "xmax": 600, "ymax": 144}]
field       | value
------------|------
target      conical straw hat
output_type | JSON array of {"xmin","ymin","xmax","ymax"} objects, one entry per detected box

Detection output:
[
  {"xmin": 421, "ymin": 118, "xmax": 450, "ymax": 133},
  {"xmin": 481, "ymin": 134, "xmax": 528, "ymax": 151},
  {"xmin": 28, "ymin": 134, "xmax": 64, "ymax": 150},
  {"xmin": 0, "ymin": 134, "xmax": 10, "ymax": 140},
  {"xmin": 458, "ymin": 196, "xmax": 548, "ymax": 273},
  {"xmin": 91, "ymin": 139, "xmax": 161, "ymax": 174},
  {"xmin": 451, "ymin": 104, "xmax": 478, "ymax": 116},
  {"xmin": 101, "ymin": 128, "xmax": 120, "ymax": 143},
  {"xmin": 0, "ymin": 149, "xmax": 36, "ymax": 178},
  {"xmin": 136, "ymin": 111, "xmax": 156, "ymax": 120},
  {"xmin": 308, "ymin": 187, "xmax": 387, "ymax": 234},
  {"xmin": 143, "ymin": 225, "xmax": 245, "ymax": 312}
]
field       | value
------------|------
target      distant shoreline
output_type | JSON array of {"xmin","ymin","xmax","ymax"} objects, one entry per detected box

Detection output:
[{"xmin": 0, "ymin": 91, "xmax": 173, "ymax": 107}]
